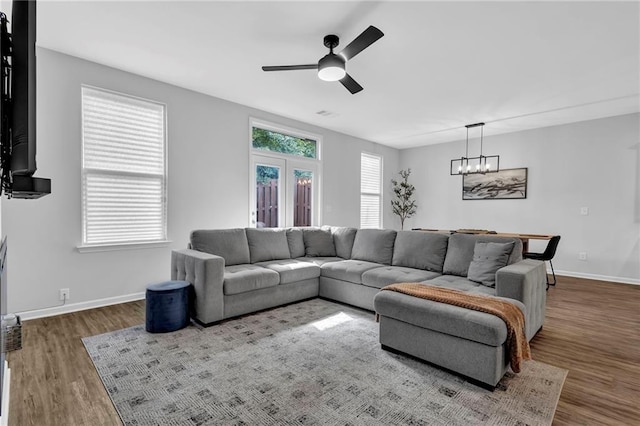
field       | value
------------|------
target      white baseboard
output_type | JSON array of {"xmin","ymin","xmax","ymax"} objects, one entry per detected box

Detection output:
[
  {"xmin": 16, "ymin": 292, "xmax": 146, "ymax": 321},
  {"xmin": 11, "ymin": 269, "xmax": 639, "ymax": 322},
  {"xmin": 553, "ymin": 269, "xmax": 639, "ymax": 286}
]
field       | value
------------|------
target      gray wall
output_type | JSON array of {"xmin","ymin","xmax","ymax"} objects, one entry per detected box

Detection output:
[
  {"xmin": 1, "ymin": 48, "xmax": 399, "ymax": 313},
  {"xmin": 2, "ymin": 48, "xmax": 637, "ymax": 316},
  {"xmin": 400, "ymin": 113, "xmax": 640, "ymax": 284}
]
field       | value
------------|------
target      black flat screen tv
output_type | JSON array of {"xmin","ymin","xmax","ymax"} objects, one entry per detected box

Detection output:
[
  {"xmin": 9, "ymin": 0, "xmax": 36, "ymax": 175},
  {"xmin": 0, "ymin": 0, "xmax": 50, "ymax": 199}
]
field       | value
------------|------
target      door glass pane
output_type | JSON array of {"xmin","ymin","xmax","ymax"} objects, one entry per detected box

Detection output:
[
  {"xmin": 256, "ymin": 165, "xmax": 280, "ymax": 228},
  {"xmin": 294, "ymin": 169, "xmax": 313, "ymax": 227}
]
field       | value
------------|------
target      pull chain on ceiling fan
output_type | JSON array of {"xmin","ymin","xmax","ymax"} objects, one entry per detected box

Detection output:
[{"xmin": 262, "ymin": 25, "xmax": 384, "ymax": 94}]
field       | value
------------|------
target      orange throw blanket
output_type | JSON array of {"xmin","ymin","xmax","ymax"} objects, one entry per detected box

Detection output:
[{"xmin": 381, "ymin": 283, "xmax": 531, "ymax": 373}]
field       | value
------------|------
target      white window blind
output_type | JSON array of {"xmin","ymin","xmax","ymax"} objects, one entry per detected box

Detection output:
[
  {"xmin": 81, "ymin": 87, "xmax": 167, "ymax": 246},
  {"xmin": 360, "ymin": 153, "xmax": 382, "ymax": 229}
]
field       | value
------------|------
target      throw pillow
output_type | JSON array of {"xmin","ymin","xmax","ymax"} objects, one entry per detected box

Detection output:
[
  {"xmin": 245, "ymin": 228, "xmax": 291, "ymax": 263},
  {"xmin": 443, "ymin": 234, "xmax": 522, "ymax": 276},
  {"xmin": 467, "ymin": 241, "xmax": 515, "ymax": 287},
  {"xmin": 350, "ymin": 229, "xmax": 397, "ymax": 265},
  {"xmin": 303, "ymin": 229, "xmax": 337, "ymax": 257},
  {"xmin": 326, "ymin": 226, "xmax": 358, "ymax": 259},
  {"xmin": 286, "ymin": 228, "xmax": 305, "ymax": 258},
  {"xmin": 392, "ymin": 231, "xmax": 449, "ymax": 272},
  {"xmin": 190, "ymin": 228, "xmax": 250, "ymax": 266}
]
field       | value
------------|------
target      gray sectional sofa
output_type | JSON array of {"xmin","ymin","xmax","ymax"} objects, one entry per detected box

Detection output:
[{"xmin": 171, "ymin": 226, "xmax": 547, "ymax": 386}]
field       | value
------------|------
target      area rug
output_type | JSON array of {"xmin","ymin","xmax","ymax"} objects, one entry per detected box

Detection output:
[{"xmin": 83, "ymin": 299, "xmax": 567, "ymax": 425}]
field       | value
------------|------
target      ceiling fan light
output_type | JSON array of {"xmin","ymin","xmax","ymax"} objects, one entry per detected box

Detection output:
[
  {"xmin": 318, "ymin": 54, "xmax": 346, "ymax": 81},
  {"xmin": 318, "ymin": 66, "xmax": 346, "ymax": 81}
]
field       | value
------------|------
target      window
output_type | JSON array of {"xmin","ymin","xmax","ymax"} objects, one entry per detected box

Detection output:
[
  {"xmin": 360, "ymin": 153, "xmax": 382, "ymax": 229},
  {"xmin": 250, "ymin": 119, "xmax": 321, "ymax": 228},
  {"xmin": 252, "ymin": 127, "xmax": 317, "ymax": 159},
  {"xmin": 81, "ymin": 86, "xmax": 167, "ymax": 247}
]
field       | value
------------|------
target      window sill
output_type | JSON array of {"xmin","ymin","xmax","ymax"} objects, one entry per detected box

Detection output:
[{"xmin": 77, "ymin": 240, "xmax": 172, "ymax": 253}]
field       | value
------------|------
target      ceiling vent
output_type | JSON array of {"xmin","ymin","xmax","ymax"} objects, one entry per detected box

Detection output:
[{"xmin": 316, "ymin": 110, "xmax": 339, "ymax": 118}]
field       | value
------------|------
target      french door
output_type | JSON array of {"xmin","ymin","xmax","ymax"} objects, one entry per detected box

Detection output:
[{"xmin": 250, "ymin": 155, "xmax": 319, "ymax": 228}]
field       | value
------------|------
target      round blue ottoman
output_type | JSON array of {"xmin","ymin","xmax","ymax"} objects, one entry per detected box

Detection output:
[{"xmin": 145, "ymin": 280, "xmax": 191, "ymax": 333}]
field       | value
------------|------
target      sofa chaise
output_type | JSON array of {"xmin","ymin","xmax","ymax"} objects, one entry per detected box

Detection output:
[{"xmin": 171, "ymin": 226, "xmax": 547, "ymax": 386}]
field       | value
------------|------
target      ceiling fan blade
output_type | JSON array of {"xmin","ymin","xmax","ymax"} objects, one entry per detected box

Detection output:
[
  {"xmin": 339, "ymin": 25, "xmax": 384, "ymax": 61},
  {"xmin": 262, "ymin": 64, "xmax": 317, "ymax": 72},
  {"xmin": 340, "ymin": 73, "xmax": 363, "ymax": 94}
]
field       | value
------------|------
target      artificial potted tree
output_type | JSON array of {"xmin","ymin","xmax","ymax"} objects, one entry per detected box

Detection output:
[{"xmin": 391, "ymin": 169, "xmax": 417, "ymax": 230}]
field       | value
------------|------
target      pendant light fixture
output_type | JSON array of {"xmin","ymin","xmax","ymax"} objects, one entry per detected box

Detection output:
[{"xmin": 450, "ymin": 122, "xmax": 500, "ymax": 175}]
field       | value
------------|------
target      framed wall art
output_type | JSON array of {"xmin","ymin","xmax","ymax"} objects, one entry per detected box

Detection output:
[{"xmin": 462, "ymin": 168, "xmax": 528, "ymax": 200}]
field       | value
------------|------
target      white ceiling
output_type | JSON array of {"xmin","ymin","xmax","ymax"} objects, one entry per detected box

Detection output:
[{"xmin": 35, "ymin": 1, "xmax": 639, "ymax": 149}]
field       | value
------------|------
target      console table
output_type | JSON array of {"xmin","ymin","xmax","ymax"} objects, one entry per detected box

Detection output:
[{"xmin": 413, "ymin": 229, "xmax": 554, "ymax": 252}]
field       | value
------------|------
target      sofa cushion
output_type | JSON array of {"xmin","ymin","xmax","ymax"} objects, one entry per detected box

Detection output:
[
  {"xmin": 350, "ymin": 229, "xmax": 397, "ymax": 265},
  {"xmin": 286, "ymin": 228, "xmax": 306, "ymax": 258},
  {"xmin": 246, "ymin": 228, "xmax": 291, "ymax": 263},
  {"xmin": 422, "ymin": 275, "xmax": 497, "ymax": 297},
  {"xmin": 392, "ymin": 231, "xmax": 449, "ymax": 272},
  {"xmin": 223, "ymin": 264, "xmax": 280, "ymax": 295},
  {"xmin": 297, "ymin": 256, "xmax": 344, "ymax": 266},
  {"xmin": 256, "ymin": 259, "xmax": 321, "ymax": 284},
  {"xmin": 303, "ymin": 229, "xmax": 337, "ymax": 257},
  {"xmin": 442, "ymin": 234, "xmax": 522, "ymax": 277},
  {"xmin": 320, "ymin": 259, "xmax": 383, "ymax": 284},
  {"xmin": 374, "ymin": 289, "xmax": 525, "ymax": 346},
  {"xmin": 190, "ymin": 228, "xmax": 250, "ymax": 266},
  {"xmin": 324, "ymin": 226, "xmax": 357, "ymax": 259},
  {"xmin": 467, "ymin": 242, "xmax": 514, "ymax": 287},
  {"xmin": 361, "ymin": 266, "xmax": 441, "ymax": 289}
]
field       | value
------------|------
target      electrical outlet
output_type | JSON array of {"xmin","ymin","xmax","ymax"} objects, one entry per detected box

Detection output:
[
  {"xmin": 578, "ymin": 252, "xmax": 587, "ymax": 261},
  {"xmin": 580, "ymin": 207, "xmax": 589, "ymax": 216},
  {"xmin": 59, "ymin": 288, "xmax": 70, "ymax": 301}
]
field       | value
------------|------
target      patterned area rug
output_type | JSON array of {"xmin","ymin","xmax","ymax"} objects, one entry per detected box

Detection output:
[{"xmin": 83, "ymin": 299, "xmax": 567, "ymax": 425}]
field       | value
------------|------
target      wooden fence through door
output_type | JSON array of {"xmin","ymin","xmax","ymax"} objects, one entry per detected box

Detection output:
[{"xmin": 256, "ymin": 178, "xmax": 311, "ymax": 227}]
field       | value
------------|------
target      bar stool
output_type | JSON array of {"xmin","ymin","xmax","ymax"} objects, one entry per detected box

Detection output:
[{"xmin": 523, "ymin": 235, "xmax": 561, "ymax": 290}]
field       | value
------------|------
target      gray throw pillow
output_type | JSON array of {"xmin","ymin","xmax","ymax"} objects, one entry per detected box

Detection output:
[
  {"xmin": 303, "ymin": 229, "xmax": 337, "ymax": 257},
  {"xmin": 467, "ymin": 241, "xmax": 515, "ymax": 287},
  {"xmin": 326, "ymin": 226, "xmax": 357, "ymax": 259},
  {"xmin": 443, "ymin": 233, "xmax": 522, "ymax": 276},
  {"xmin": 350, "ymin": 229, "xmax": 397, "ymax": 265},
  {"xmin": 286, "ymin": 228, "xmax": 306, "ymax": 258},
  {"xmin": 246, "ymin": 228, "xmax": 291, "ymax": 263},
  {"xmin": 190, "ymin": 228, "xmax": 250, "ymax": 266},
  {"xmin": 392, "ymin": 231, "xmax": 449, "ymax": 272}
]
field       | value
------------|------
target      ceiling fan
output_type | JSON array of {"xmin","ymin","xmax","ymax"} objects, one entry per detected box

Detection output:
[{"xmin": 262, "ymin": 25, "xmax": 384, "ymax": 94}]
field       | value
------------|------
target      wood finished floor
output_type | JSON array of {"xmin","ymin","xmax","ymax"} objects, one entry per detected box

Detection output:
[{"xmin": 7, "ymin": 276, "xmax": 640, "ymax": 425}]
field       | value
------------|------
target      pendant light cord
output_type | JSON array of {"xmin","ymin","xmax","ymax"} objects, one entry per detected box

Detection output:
[{"xmin": 465, "ymin": 127, "xmax": 469, "ymax": 158}]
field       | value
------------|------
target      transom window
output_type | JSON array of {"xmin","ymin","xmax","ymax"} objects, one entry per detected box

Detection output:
[
  {"xmin": 81, "ymin": 86, "xmax": 167, "ymax": 247},
  {"xmin": 252, "ymin": 127, "xmax": 317, "ymax": 159}
]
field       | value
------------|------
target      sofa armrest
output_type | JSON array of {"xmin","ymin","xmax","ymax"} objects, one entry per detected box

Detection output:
[
  {"xmin": 496, "ymin": 259, "xmax": 547, "ymax": 339},
  {"xmin": 171, "ymin": 249, "xmax": 225, "ymax": 325}
]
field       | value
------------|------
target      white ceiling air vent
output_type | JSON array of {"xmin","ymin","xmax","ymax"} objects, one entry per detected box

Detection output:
[{"xmin": 316, "ymin": 110, "xmax": 340, "ymax": 118}]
